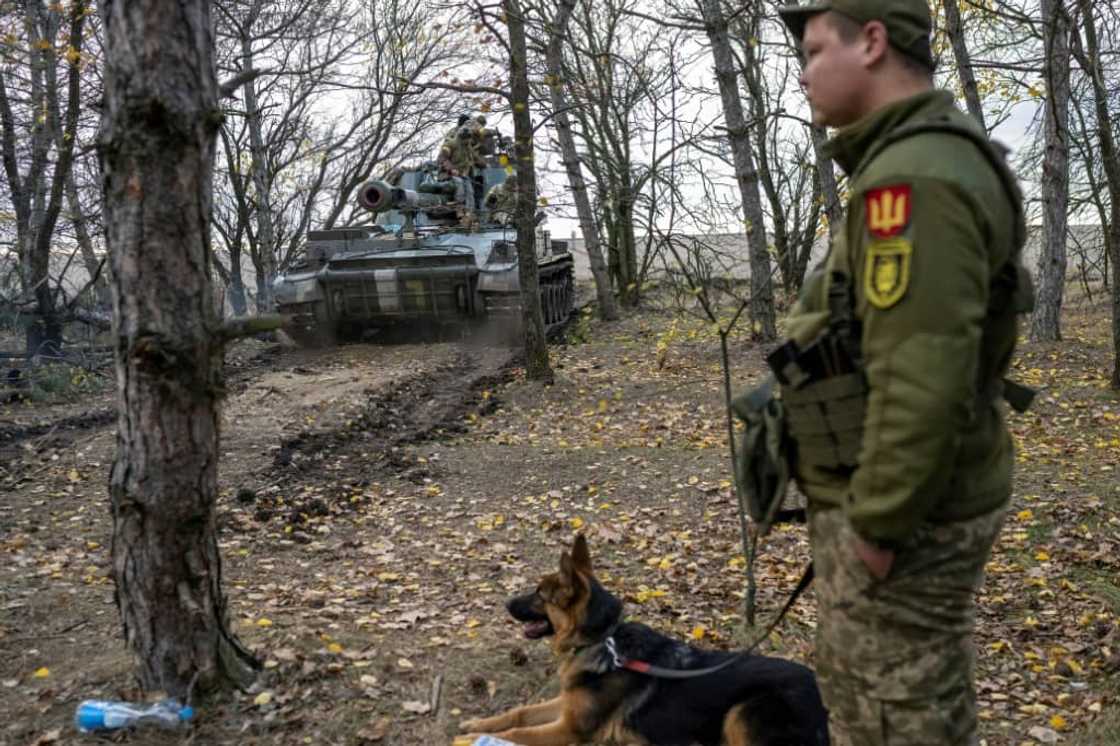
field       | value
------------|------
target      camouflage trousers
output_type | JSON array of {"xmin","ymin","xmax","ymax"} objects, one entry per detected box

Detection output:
[{"xmin": 808, "ymin": 505, "xmax": 1007, "ymax": 746}]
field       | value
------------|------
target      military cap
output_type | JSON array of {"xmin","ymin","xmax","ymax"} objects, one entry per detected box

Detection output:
[{"xmin": 778, "ymin": 0, "xmax": 933, "ymax": 70}]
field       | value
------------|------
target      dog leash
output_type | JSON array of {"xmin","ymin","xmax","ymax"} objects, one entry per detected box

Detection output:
[{"xmin": 604, "ymin": 562, "xmax": 814, "ymax": 680}]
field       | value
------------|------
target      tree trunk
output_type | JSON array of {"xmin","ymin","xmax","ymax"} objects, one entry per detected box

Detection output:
[
  {"xmin": 241, "ymin": 1, "xmax": 277, "ymax": 313},
  {"xmin": 505, "ymin": 0, "xmax": 551, "ymax": 381},
  {"xmin": 943, "ymin": 0, "xmax": 987, "ymax": 130},
  {"xmin": 1030, "ymin": 0, "xmax": 1070, "ymax": 343},
  {"xmin": 66, "ymin": 173, "xmax": 112, "ymax": 308},
  {"xmin": 547, "ymin": 0, "xmax": 617, "ymax": 322},
  {"xmin": 700, "ymin": 0, "xmax": 776, "ymax": 339},
  {"xmin": 23, "ymin": 1, "xmax": 85, "ymax": 358},
  {"xmin": 99, "ymin": 0, "xmax": 259, "ymax": 697},
  {"xmin": 738, "ymin": 13, "xmax": 794, "ymax": 293},
  {"xmin": 615, "ymin": 187, "xmax": 639, "ymax": 306},
  {"xmin": 811, "ymin": 120, "xmax": 845, "ymax": 253},
  {"xmin": 227, "ymin": 245, "xmax": 250, "ymax": 317},
  {"xmin": 1070, "ymin": 0, "xmax": 1120, "ymax": 387}
]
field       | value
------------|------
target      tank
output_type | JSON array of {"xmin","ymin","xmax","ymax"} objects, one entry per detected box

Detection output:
[{"xmin": 272, "ymin": 132, "xmax": 575, "ymax": 346}]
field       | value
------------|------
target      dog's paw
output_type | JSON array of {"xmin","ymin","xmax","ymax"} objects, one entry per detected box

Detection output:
[
  {"xmin": 452, "ymin": 736, "xmax": 483, "ymax": 746},
  {"xmin": 459, "ymin": 719, "xmax": 486, "ymax": 733}
]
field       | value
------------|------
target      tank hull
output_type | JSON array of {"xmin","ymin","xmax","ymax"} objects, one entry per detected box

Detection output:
[{"xmin": 275, "ymin": 228, "xmax": 574, "ymax": 344}]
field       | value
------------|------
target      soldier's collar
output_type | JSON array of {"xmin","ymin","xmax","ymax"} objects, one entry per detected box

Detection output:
[{"xmin": 823, "ymin": 89, "xmax": 953, "ymax": 176}]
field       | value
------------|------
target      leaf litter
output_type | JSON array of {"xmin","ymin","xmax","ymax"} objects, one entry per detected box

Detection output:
[{"xmin": 0, "ymin": 301, "xmax": 1116, "ymax": 744}]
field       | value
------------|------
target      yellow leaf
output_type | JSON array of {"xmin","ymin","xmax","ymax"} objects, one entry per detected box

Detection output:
[
  {"xmin": 256, "ymin": 618, "xmax": 273, "ymax": 627},
  {"xmin": 32, "ymin": 667, "xmax": 50, "ymax": 679},
  {"xmin": 1035, "ymin": 551, "xmax": 1050, "ymax": 561},
  {"xmin": 327, "ymin": 642, "xmax": 343, "ymax": 654},
  {"xmin": 466, "ymin": 619, "xmax": 481, "ymax": 628},
  {"xmin": 254, "ymin": 691, "xmax": 272, "ymax": 706},
  {"xmin": 690, "ymin": 625, "xmax": 705, "ymax": 640},
  {"xmin": 1016, "ymin": 509, "xmax": 1033, "ymax": 521},
  {"xmin": 378, "ymin": 572, "xmax": 400, "ymax": 582},
  {"xmin": 658, "ymin": 557, "xmax": 672, "ymax": 570},
  {"xmin": 67, "ymin": 469, "xmax": 80, "ymax": 483},
  {"xmin": 499, "ymin": 154, "xmax": 509, "ymax": 166},
  {"xmin": 1050, "ymin": 714, "xmax": 1067, "ymax": 729},
  {"xmin": 538, "ymin": 196, "xmax": 549, "ymax": 207},
  {"xmin": 570, "ymin": 517, "xmax": 584, "ymax": 530}
]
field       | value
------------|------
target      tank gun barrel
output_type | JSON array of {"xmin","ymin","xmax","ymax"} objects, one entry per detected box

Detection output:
[{"xmin": 357, "ymin": 179, "xmax": 449, "ymax": 213}]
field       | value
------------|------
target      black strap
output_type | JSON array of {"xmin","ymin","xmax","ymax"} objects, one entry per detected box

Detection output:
[
  {"xmin": 606, "ymin": 562, "xmax": 815, "ymax": 680},
  {"xmin": 1001, "ymin": 377, "xmax": 1036, "ymax": 413}
]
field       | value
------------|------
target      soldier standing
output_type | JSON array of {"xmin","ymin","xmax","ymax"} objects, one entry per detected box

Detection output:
[
  {"xmin": 484, "ymin": 170, "xmax": 518, "ymax": 224},
  {"xmin": 772, "ymin": 1, "xmax": 1033, "ymax": 744},
  {"xmin": 438, "ymin": 114, "xmax": 474, "ymax": 176}
]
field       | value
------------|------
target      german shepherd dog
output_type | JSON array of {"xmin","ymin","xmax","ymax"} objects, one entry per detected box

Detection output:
[{"xmin": 460, "ymin": 534, "xmax": 829, "ymax": 745}]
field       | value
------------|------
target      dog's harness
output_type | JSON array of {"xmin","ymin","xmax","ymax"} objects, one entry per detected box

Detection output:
[{"xmin": 601, "ymin": 563, "xmax": 815, "ymax": 679}]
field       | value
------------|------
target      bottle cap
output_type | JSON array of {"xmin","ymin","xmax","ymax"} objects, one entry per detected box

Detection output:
[{"xmin": 75, "ymin": 701, "xmax": 106, "ymax": 731}]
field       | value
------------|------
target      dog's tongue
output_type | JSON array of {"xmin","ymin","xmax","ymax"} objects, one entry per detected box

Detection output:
[{"xmin": 523, "ymin": 621, "xmax": 550, "ymax": 639}]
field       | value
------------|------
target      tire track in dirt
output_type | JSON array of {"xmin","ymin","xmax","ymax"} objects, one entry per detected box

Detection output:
[{"xmin": 246, "ymin": 346, "xmax": 517, "ymax": 523}]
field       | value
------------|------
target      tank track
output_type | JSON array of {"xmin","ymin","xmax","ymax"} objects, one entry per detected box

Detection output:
[{"xmin": 539, "ymin": 258, "xmax": 576, "ymax": 335}]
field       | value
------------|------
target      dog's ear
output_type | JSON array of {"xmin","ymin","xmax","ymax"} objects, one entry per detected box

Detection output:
[
  {"xmin": 559, "ymin": 549, "xmax": 588, "ymax": 595},
  {"xmin": 559, "ymin": 550, "xmax": 575, "ymax": 585},
  {"xmin": 571, "ymin": 534, "xmax": 592, "ymax": 576}
]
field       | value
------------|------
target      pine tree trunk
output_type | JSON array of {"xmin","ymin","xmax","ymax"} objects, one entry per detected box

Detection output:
[
  {"xmin": 505, "ymin": 0, "xmax": 551, "ymax": 381},
  {"xmin": 99, "ymin": 0, "xmax": 259, "ymax": 697},
  {"xmin": 1030, "ymin": 0, "xmax": 1070, "ymax": 343},
  {"xmin": 700, "ymin": 0, "xmax": 776, "ymax": 339},
  {"xmin": 546, "ymin": 0, "xmax": 618, "ymax": 322}
]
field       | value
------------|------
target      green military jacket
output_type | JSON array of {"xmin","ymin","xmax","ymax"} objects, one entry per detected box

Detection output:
[{"xmin": 787, "ymin": 90, "xmax": 1026, "ymax": 545}]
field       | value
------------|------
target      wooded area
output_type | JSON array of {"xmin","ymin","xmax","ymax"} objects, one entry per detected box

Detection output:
[
  {"xmin": 0, "ymin": 0, "xmax": 1118, "ymax": 743},
  {"xmin": 1, "ymin": 0, "xmax": 1116, "ymax": 376}
]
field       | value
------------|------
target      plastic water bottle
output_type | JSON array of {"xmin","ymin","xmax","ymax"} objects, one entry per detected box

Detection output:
[
  {"xmin": 74, "ymin": 699, "xmax": 194, "ymax": 733},
  {"xmin": 470, "ymin": 738, "xmax": 518, "ymax": 746}
]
